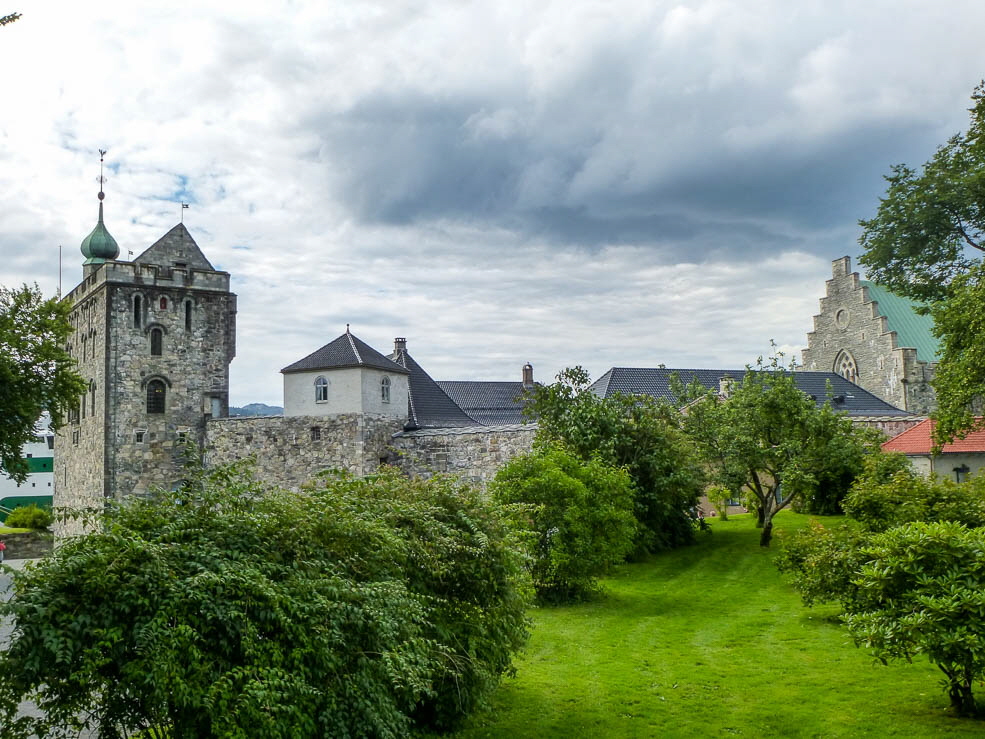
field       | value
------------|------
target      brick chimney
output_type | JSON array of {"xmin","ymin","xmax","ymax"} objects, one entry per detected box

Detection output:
[{"xmin": 522, "ymin": 362, "xmax": 534, "ymax": 389}]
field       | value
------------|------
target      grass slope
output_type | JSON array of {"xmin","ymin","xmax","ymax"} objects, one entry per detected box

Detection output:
[{"xmin": 455, "ymin": 512, "xmax": 981, "ymax": 738}]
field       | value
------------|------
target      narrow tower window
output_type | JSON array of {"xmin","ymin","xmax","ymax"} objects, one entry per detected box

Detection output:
[
  {"xmin": 185, "ymin": 300, "xmax": 192, "ymax": 331},
  {"xmin": 150, "ymin": 328, "xmax": 163, "ymax": 356},
  {"xmin": 381, "ymin": 376, "xmax": 391, "ymax": 403},
  {"xmin": 314, "ymin": 376, "xmax": 328, "ymax": 403},
  {"xmin": 147, "ymin": 380, "xmax": 166, "ymax": 414},
  {"xmin": 133, "ymin": 295, "xmax": 142, "ymax": 328},
  {"xmin": 89, "ymin": 380, "xmax": 96, "ymax": 416},
  {"xmin": 159, "ymin": 297, "xmax": 168, "ymax": 310}
]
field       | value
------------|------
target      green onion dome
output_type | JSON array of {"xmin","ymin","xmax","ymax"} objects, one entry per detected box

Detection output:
[{"xmin": 80, "ymin": 192, "xmax": 119, "ymax": 264}]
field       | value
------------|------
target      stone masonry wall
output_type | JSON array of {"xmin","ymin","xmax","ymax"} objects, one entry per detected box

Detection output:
[
  {"xmin": 389, "ymin": 425, "xmax": 537, "ymax": 486},
  {"xmin": 801, "ymin": 257, "xmax": 936, "ymax": 413},
  {"xmin": 205, "ymin": 414, "xmax": 405, "ymax": 489}
]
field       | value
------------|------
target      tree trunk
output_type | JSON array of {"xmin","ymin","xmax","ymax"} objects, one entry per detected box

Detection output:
[
  {"xmin": 759, "ymin": 513, "xmax": 773, "ymax": 547},
  {"xmin": 756, "ymin": 505, "xmax": 765, "ymax": 528},
  {"xmin": 947, "ymin": 670, "xmax": 978, "ymax": 716}
]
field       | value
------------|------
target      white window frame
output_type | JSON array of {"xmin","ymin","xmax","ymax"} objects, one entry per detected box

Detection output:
[{"xmin": 314, "ymin": 376, "xmax": 328, "ymax": 403}]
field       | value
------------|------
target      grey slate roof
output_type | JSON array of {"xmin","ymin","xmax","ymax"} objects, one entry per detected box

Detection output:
[
  {"xmin": 589, "ymin": 367, "xmax": 915, "ymax": 417},
  {"xmin": 389, "ymin": 344, "xmax": 477, "ymax": 430},
  {"xmin": 436, "ymin": 381, "xmax": 535, "ymax": 425},
  {"xmin": 133, "ymin": 223, "xmax": 217, "ymax": 271},
  {"xmin": 281, "ymin": 331, "xmax": 410, "ymax": 375}
]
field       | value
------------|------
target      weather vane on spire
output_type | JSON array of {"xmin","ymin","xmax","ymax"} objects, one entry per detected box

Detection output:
[{"xmin": 98, "ymin": 149, "xmax": 107, "ymax": 201}]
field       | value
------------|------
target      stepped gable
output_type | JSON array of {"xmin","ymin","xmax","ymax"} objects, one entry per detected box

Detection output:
[
  {"xmin": 133, "ymin": 223, "xmax": 217, "ymax": 271},
  {"xmin": 388, "ymin": 339, "xmax": 476, "ymax": 430},
  {"xmin": 282, "ymin": 330, "xmax": 409, "ymax": 374},
  {"xmin": 589, "ymin": 367, "xmax": 914, "ymax": 417},
  {"xmin": 437, "ymin": 381, "xmax": 532, "ymax": 425}
]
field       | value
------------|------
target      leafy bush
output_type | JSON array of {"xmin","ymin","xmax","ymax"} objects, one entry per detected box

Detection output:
[
  {"xmin": 844, "ymin": 522, "xmax": 985, "ymax": 716},
  {"xmin": 4, "ymin": 503, "xmax": 53, "ymax": 530},
  {"xmin": 0, "ymin": 464, "xmax": 532, "ymax": 737},
  {"xmin": 775, "ymin": 520, "xmax": 869, "ymax": 607},
  {"xmin": 492, "ymin": 445, "xmax": 637, "ymax": 602},
  {"xmin": 842, "ymin": 459, "xmax": 985, "ymax": 533}
]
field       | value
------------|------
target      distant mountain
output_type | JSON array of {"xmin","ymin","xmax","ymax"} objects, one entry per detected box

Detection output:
[{"xmin": 229, "ymin": 403, "xmax": 283, "ymax": 417}]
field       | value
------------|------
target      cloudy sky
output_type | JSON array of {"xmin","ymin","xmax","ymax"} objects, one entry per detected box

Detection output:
[{"xmin": 2, "ymin": 1, "xmax": 984, "ymax": 406}]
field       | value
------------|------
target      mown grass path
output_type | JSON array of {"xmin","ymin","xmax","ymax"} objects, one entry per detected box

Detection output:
[{"xmin": 454, "ymin": 512, "xmax": 983, "ymax": 738}]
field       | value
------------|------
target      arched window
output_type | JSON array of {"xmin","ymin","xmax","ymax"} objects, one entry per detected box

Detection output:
[
  {"xmin": 147, "ymin": 380, "xmax": 166, "ymax": 414},
  {"xmin": 314, "ymin": 376, "xmax": 328, "ymax": 403},
  {"xmin": 133, "ymin": 295, "xmax": 142, "ymax": 328},
  {"xmin": 185, "ymin": 300, "xmax": 192, "ymax": 331},
  {"xmin": 89, "ymin": 380, "xmax": 96, "ymax": 416},
  {"xmin": 834, "ymin": 350, "xmax": 859, "ymax": 384},
  {"xmin": 159, "ymin": 297, "xmax": 168, "ymax": 310},
  {"xmin": 150, "ymin": 328, "xmax": 163, "ymax": 356},
  {"xmin": 381, "ymin": 376, "xmax": 391, "ymax": 403}
]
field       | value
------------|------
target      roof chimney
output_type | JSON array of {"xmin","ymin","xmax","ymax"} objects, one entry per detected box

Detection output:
[
  {"xmin": 393, "ymin": 337, "xmax": 407, "ymax": 353},
  {"xmin": 522, "ymin": 362, "xmax": 534, "ymax": 389},
  {"xmin": 719, "ymin": 376, "xmax": 734, "ymax": 398}
]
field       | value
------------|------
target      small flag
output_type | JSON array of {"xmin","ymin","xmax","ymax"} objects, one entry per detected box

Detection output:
[{"xmin": 182, "ymin": 203, "xmax": 189, "ymax": 209}]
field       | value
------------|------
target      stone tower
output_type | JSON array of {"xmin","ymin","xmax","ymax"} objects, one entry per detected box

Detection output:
[{"xmin": 55, "ymin": 188, "xmax": 236, "ymax": 521}]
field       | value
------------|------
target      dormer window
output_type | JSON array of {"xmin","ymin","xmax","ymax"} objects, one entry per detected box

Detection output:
[
  {"xmin": 314, "ymin": 376, "xmax": 328, "ymax": 403},
  {"xmin": 381, "ymin": 376, "xmax": 391, "ymax": 403}
]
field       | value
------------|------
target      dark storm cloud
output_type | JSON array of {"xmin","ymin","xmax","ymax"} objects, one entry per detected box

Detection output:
[{"xmin": 314, "ymin": 87, "xmax": 958, "ymax": 261}]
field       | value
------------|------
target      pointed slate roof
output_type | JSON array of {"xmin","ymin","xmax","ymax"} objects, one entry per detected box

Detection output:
[
  {"xmin": 388, "ymin": 340, "xmax": 476, "ymax": 430},
  {"xmin": 589, "ymin": 367, "xmax": 915, "ymax": 417},
  {"xmin": 133, "ymin": 223, "xmax": 216, "ymax": 271},
  {"xmin": 281, "ymin": 330, "xmax": 409, "ymax": 375},
  {"xmin": 437, "ymin": 381, "xmax": 533, "ymax": 425},
  {"xmin": 883, "ymin": 418, "xmax": 985, "ymax": 454}
]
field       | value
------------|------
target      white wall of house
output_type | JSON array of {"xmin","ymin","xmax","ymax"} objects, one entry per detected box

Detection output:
[
  {"xmin": 283, "ymin": 367, "xmax": 408, "ymax": 419},
  {"xmin": 905, "ymin": 453, "xmax": 985, "ymax": 482}
]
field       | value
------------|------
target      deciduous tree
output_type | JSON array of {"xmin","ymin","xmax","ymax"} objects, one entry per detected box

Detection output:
[
  {"xmin": 525, "ymin": 367, "xmax": 705, "ymax": 554},
  {"xmin": 0, "ymin": 283, "xmax": 85, "ymax": 483},
  {"xmin": 680, "ymin": 354, "xmax": 876, "ymax": 547},
  {"xmin": 858, "ymin": 83, "xmax": 985, "ymax": 443}
]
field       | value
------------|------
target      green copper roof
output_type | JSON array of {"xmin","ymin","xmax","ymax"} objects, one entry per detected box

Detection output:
[
  {"xmin": 80, "ymin": 199, "xmax": 119, "ymax": 264},
  {"xmin": 860, "ymin": 281, "xmax": 941, "ymax": 362}
]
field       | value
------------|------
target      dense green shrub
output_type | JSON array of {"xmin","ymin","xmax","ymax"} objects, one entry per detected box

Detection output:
[
  {"xmin": 844, "ymin": 522, "xmax": 985, "ymax": 716},
  {"xmin": 0, "ymin": 464, "xmax": 532, "ymax": 738},
  {"xmin": 775, "ymin": 519, "xmax": 869, "ymax": 607},
  {"xmin": 4, "ymin": 503, "xmax": 53, "ymax": 530},
  {"xmin": 492, "ymin": 445, "xmax": 637, "ymax": 602},
  {"xmin": 842, "ymin": 460, "xmax": 985, "ymax": 532}
]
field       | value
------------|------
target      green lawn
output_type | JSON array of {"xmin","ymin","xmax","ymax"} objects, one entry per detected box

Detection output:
[
  {"xmin": 453, "ymin": 512, "xmax": 983, "ymax": 738},
  {"xmin": 0, "ymin": 526, "xmax": 29, "ymax": 534}
]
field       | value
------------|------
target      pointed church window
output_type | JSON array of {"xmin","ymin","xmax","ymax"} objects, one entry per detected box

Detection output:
[
  {"xmin": 150, "ymin": 328, "xmax": 163, "ymax": 356},
  {"xmin": 315, "ymin": 376, "xmax": 328, "ymax": 403},
  {"xmin": 834, "ymin": 350, "xmax": 859, "ymax": 384},
  {"xmin": 381, "ymin": 376, "xmax": 391, "ymax": 403},
  {"xmin": 147, "ymin": 380, "xmax": 166, "ymax": 414}
]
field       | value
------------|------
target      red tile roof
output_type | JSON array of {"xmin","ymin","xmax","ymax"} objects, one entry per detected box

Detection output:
[{"xmin": 882, "ymin": 418, "xmax": 985, "ymax": 454}]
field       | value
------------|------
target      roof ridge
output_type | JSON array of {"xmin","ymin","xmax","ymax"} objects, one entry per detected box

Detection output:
[{"xmin": 347, "ymin": 331, "xmax": 363, "ymax": 365}]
